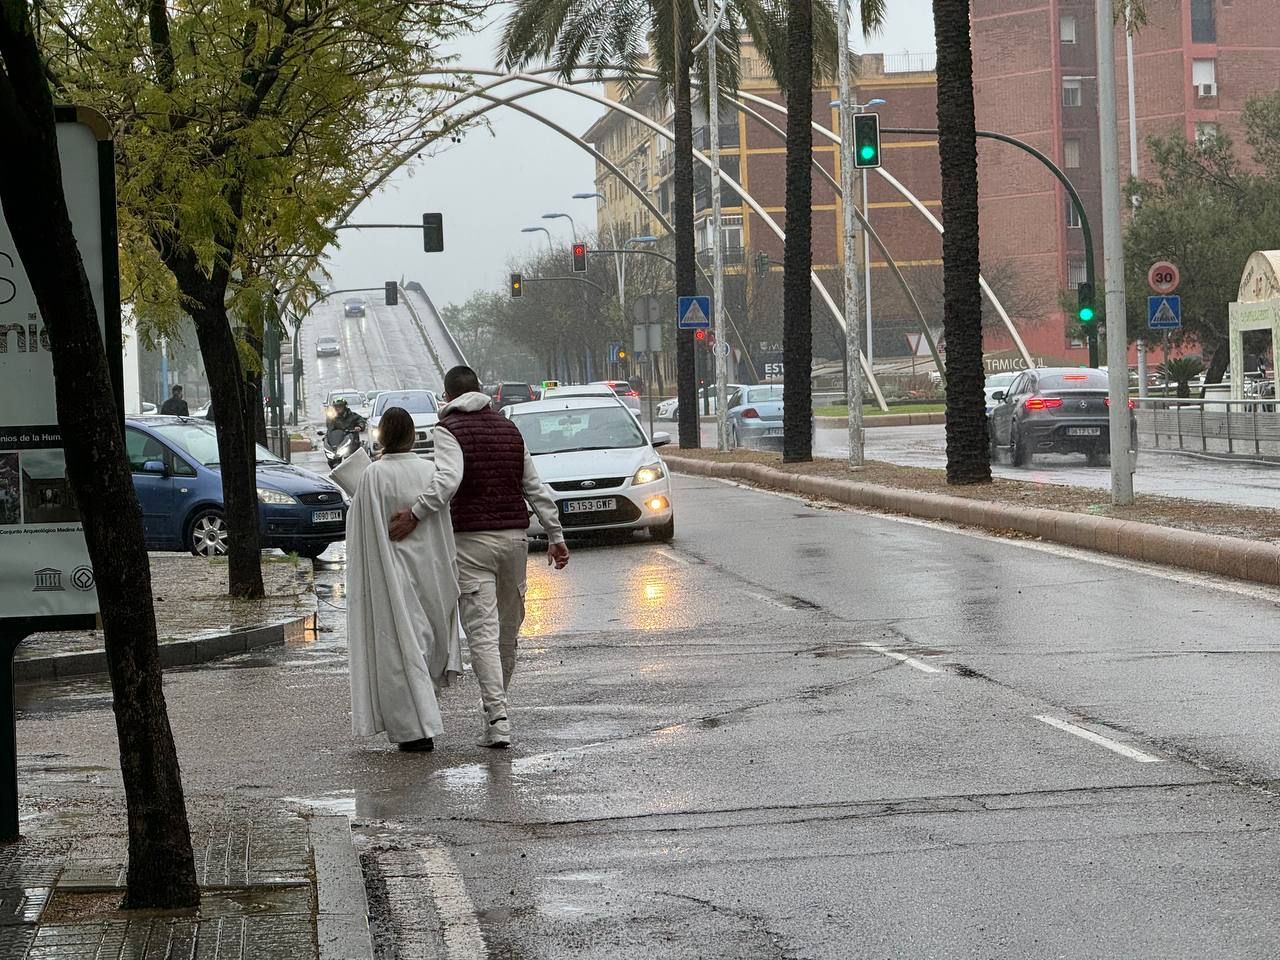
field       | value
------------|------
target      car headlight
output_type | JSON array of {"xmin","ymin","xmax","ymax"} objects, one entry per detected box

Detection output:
[
  {"xmin": 632, "ymin": 462, "xmax": 664, "ymax": 485},
  {"xmin": 257, "ymin": 488, "xmax": 296, "ymax": 505},
  {"xmin": 369, "ymin": 427, "xmax": 379, "ymax": 444}
]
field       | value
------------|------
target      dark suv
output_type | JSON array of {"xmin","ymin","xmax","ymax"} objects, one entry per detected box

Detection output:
[{"xmin": 491, "ymin": 382, "xmax": 534, "ymax": 411}]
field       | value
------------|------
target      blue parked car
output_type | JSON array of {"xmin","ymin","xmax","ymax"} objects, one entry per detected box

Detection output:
[{"xmin": 126, "ymin": 416, "xmax": 347, "ymax": 558}]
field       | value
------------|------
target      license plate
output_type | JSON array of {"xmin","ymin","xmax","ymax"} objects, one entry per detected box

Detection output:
[
  {"xmin": 563, "ymin": 497, "xmax": 616, "ymax": 514},
  {"xmin": 312, "ymin": 509, "xmax": 343, "ymax": 523},
  {"xmin": 1066, "ymin": 427, "xmax": 1101, "ymax": 436},
  {"xmin": 763, "ymin": 428, "xmax": 784, "ymax": 437}
]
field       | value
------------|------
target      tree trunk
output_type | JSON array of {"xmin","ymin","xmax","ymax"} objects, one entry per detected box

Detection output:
[
  {"xmin": 1177, "ymin": 380, "xmax": 1191, "ymax": 399},
  {"xmin": 0, "ymin": 6, "xmax": 198, "ymax": 907},
  {"xmin": 782, "ymin": 0, "xmax": 814, "ymax": 462},
  {"xmin": 673, "ymin": 13, "xmax": 700, "ymax": 449},
  {"xmin": 160, "ymin": 255, "xmax": 265, "ymax": 599},
  {"xmin": 933, "ymin": 0, "xmax": 991, "ymax": 485}
]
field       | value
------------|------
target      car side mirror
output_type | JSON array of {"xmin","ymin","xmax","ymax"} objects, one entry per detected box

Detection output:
[
  {"xmin": 651, "ymin": 431, "xmax": 672, "ymax": 447},
  {"xmin": 142, "ymin": 460, "xmax": 167, "ymax": 476},
  {"xmin": 992, "ymin": 391, "xmax": 1005, "ymax": 402}
]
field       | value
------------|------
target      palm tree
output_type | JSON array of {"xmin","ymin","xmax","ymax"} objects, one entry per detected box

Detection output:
[
  {"xmin": 500, "ymin": 0, "xmax": 829, "ymax": 448},
  {"xmin": 1160, "ymin": 356, "xmax": 1204, "ymax": 398},
  {"xmin": 932, "ymin": 0, "xmax": 990, "ymax": 484},
  {"xmin": 778, "ymin": 0, "xmax": 880, "ymax": 462}
]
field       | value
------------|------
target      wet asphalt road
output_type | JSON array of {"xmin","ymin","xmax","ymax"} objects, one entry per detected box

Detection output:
[
  {"xmin": 15, "ymin": 470, "xmax": 1280, "ymax": 958},
  {"xmin": 697, "ymin": 421, "xmax": 1280, "ymax": 510}
]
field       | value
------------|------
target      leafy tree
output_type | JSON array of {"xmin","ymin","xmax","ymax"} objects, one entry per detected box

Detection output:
[
  {"xmin": 932, "ymin": 0, "xmax": 989, "ymax": 484},
  {"xmin": 0, "ymin": 0, "xmax": 197, "ymax": 908},
  {"xmin": 1160, "ymin": 356, "xmax": 1204, "ymax": 398},
  {"xmin": 38, "ymin": 0, "xmax": 475, "ymax": 596},
  {"xmin": 1124, "ymin": 94, "xmax": 1280, "ymax": 383}
]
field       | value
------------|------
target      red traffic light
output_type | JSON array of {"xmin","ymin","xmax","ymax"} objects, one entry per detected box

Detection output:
[
  {"xmin": 572, "ymin": 243, "xmax": 587, "ymax": 273},
  {"xmin": 694, "ymin": 329, "xmax": 707, "ymax": 341}
]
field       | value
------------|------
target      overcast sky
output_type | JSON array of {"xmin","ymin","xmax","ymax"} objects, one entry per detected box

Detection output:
[{"xmin": 323, "ymin": 1, "xmax": 937, "ymax": 309}]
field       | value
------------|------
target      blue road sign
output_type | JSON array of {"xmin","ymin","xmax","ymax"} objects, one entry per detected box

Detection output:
[
  {"xmin": 677, "ymin": 295, "xmax": 712, "ymax": 330},
  {"xmin": 608, "ymin": 341, "xmax": 624, "ymax": 363},
  {"xmin": 1147, "ymin": 295, "xmax": 1182, "ymax": 330}
]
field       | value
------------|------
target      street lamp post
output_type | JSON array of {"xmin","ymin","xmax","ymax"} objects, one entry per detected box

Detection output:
[
  {"xmin": 541, "ymin": 212, "xmax": 588, "ymax": 379},
  {"xmin": 541, "ymin": 212, "xmax": 578, "ymax": 242},
  {"xmin": 521, "ymin": 225, "xmax": 555, "ymax": 253},
  {"xmin": 573, "ymin": 192, "xmax": 625, "ymax": 305}
]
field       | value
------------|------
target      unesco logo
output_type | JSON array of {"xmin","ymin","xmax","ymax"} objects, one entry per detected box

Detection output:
[{"xmin": 71, "ymin": 566, "xmax": 96, "ymax": 592}]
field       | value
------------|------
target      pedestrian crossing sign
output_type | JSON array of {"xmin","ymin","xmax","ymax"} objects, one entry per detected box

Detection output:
[
  {"xmin": 1147, "ymin": 295, "xmax": 1182, "ymax": 330},
  {"xmin": 677, "ymin": 295, "xmax": 711, "ymax": 330}
]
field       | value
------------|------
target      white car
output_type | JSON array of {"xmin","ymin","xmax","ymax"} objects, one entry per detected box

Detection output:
[
  {"xmin": 657, "ymin": 384, "xmax": 746, "ymax": 420},
  {"xmin": 366, "ymin": 389, "xmax": 439, "ymax": 458},
  {"xmin": 506, "ymin": 396, "xmax": 675, "ymax": 542}
]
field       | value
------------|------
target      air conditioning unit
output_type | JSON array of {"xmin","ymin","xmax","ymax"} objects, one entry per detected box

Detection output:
[{"xmin": 1198, "ymin": 82, "xmax": 1217, "ymax": 98}]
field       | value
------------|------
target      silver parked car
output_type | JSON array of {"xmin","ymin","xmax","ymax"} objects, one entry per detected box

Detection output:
[{"xmin": 725, "ymin": 384, "xmax": 799, "ymax": 449}]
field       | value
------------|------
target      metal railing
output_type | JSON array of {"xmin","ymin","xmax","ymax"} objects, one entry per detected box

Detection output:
[{"xmin": 1135, "ymin": 397, "xmax": 1280, "ymax": 458}]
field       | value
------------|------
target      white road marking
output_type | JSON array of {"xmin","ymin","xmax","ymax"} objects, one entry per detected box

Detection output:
[
  {"xmin": 409, "ymin": 842, "xmax": 489, "ymax": 959},
  {"xmin": 1034, "ymin": 714, "xmax": 1164, "ymax": 763},
  {"xmin": 740, "ymin": 589, "xmax": 795, "ymax": 610},
  {"xmin": 655, "ymin": 548, "xmax": 691, "ymax": 566},
  {"xmin": 859, "ymin": 641, "xmax": 943, "ymax": 673}
]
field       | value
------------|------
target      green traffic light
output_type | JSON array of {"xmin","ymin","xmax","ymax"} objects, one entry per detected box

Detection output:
[
  {"xmin": 859, "ymin": 145, "xmax": 876, "ymax": 161},
  {"xmin": 1078, "ymin": 306, "xmax": 1095, "ymax": 322}
]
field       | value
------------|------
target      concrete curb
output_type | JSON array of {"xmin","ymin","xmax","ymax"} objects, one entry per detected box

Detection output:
[
  {"xmin": 310, "ymin": 815, "xmax": 375, "ymax": 960},
  {"xmin": 14, "ymin": 612, "xmax": 316, "ymax": 683},
  {"xmin": 665, "ymin": 454, "xmax": 1280, "ymax": 589}
]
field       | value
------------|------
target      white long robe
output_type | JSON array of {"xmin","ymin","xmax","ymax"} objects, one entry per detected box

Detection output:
[{"xmin": 346, "ymin": 453, "xmax": 463, "ymax": 743}]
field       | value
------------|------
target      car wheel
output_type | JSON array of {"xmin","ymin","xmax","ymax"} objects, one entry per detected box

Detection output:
[
  {"xmin": 188, "ymin": 509, "xmax": 228, "ymax": 557},
  {"xmin": 1012, "ymin": 428, "xmax": 1032, "ymax": 467},
  {"xmin": 297, "ymin": 544, "xmax": 329, "ymax": 560},
  {"xmin": 649, "ymin": 517, "xmax": 675, "ymax": 542}
]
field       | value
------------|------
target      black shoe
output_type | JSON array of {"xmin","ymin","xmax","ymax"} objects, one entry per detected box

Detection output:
[{"xmin": 397, "ymin": 737, "xmax": 434, "ymax": 752}]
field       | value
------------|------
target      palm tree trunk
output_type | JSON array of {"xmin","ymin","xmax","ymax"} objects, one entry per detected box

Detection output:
[
  {"xmin": 933, "ymin": 0, "xmax": 991, "ymax": 484},
  {"xmin": 673, "ymin": 7, "xmax": 700, "ymax": 448},
  {"xmin": 782, "ymin": 0, "xmax": 814, "ymax": 462}
]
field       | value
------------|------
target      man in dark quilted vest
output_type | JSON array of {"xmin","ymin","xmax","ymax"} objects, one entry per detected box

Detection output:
[{"xmin": 389, "ymin": 365, "xmax": 569, "ymax": 748}]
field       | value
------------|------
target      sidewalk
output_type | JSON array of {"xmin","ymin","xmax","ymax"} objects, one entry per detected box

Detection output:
[
  {"xmin": 1, "ymin": 802, "xmax": 370, "ymax": 959},
  {"xmin": 16, "ymin": 555, "xmax": 317, "ymax": 682}
]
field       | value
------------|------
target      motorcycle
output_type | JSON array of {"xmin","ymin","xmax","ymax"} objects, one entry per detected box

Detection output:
[{"xmin": 321, "ymin": 426, "xmax": 363, "ymax": 468}]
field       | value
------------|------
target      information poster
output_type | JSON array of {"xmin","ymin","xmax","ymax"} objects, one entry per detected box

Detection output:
[{"xmin": 0, "ymin": 118, "xmax": 112, "ymax": 619}]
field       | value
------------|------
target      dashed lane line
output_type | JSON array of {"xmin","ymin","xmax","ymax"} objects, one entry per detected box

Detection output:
[
  {"xmin": 859, "ymin": 641, "xmax": 943, "ymax": 674},
  {"xmin": 1035, "ymin": 714, "xmax": 1164, "ymax": 763}
]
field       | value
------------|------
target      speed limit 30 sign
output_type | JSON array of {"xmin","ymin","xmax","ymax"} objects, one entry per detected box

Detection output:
[{"xmin": 1148, "ymin": 260, "xmax": 1180, "ymax": 295}]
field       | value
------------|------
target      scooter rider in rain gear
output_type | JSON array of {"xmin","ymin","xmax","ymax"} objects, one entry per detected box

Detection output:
[{"xmin": 328, "ymin": 397, "xmax": 366, "ymax": 434}]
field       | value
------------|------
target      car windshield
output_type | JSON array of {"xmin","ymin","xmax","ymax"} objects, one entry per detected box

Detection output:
[
  {"xmin": 318, "ymin": 337, "xmax": 337, "ymax": 346},
  {"xmin": 512, "ymin": 405, "xmax": 647, "ymax": 455},
  {"xmin": 501, "ymin": 384, "xmax": 532, "ymax": 398},
  {"xmin": 329, "ymin": 391, "xmax": 363, "ymax": 405},
  {"xmin": 985, "ymin": 373, "xmax": 1017, "ymax": 390},
  {"xmin": 344, "ymin": 299, "xmax": 363, "ymax": 307},
  {"xmin": 746, "ymin": 387, "xmax": 784, "ymax": 404},
  {"xmin": 151, "ymin": 422, "xmax": 282, "ymax": 467},
  {"xmin": 1040, "ymin": 371, "xmax": 1108, "ymax": 390},
  {"xmin": 375, "ymin": 392, "xmax": 437, "ymax": 415}
]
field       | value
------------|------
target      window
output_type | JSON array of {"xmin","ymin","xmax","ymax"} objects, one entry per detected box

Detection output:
[
  {"xmin": 1062, "ymin": 79, "xmax": 1082, "ymax": 107},
  {"xmin": 1063, "ymin": 138, "xmax": 1081, "ymax": 169},
  {"xmin": 1068, "ymin": 260, "xmax": 1088, "ymax": 286},
  {"xmin": 1060, "ymin": 13, "xmax": 1077, "ymax": 43},
  {"xmin": 1192, "ymin": 58, "xmax": 1217, "ymax": 97},
  {"xmin": 1191, "ymin": 0, "xmax": 1215, "ymax": 42},
  {"xmin": 1066, "ymin": 198, "xmax": 1081, "ymax": 228},
  {"xmin": 1196, "ymin": 121, "xmax": 1219, "ymax": 145},
  {"xmin": 125, "ymin": 428, "xmax": 166, "ymax": 472}
]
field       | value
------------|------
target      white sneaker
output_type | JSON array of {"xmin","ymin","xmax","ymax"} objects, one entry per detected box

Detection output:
[{"xmin": 478, "ymin": 710, "xmax": 512, "ymax": 749}]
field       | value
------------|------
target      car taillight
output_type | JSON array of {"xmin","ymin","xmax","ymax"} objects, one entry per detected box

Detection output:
[
  {"xmin": 741, "ymin": 407, "xmax": 760, "ymax": 419},
  {"xmin": 1105, "ymin": 398, "xmax": 1136, "ymax": 410},
  {"xmin": 627, "ymin": 390, "xmax": 639, "ymax": 397},
  {"xmin": 1024, "ymin": 396, "xmax": 1063, "ymax": 411}
]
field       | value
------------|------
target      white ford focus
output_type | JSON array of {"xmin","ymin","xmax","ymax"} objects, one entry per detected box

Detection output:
[{"xmin": 505, "ymin": 396, "xmax": 675, "ymax": 542}]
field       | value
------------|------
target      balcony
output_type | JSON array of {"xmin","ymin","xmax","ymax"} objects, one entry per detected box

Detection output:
[
  {"xmin": 696, "ymin": 246, "xmax": 746, "ymax": 268},
  {"xmin": 693, "ymin": 124, "xmax": 740, "ymax": 150}
]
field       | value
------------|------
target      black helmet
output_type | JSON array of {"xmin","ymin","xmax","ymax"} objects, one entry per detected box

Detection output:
[{"xmin": 334, "ymin": 397, "xmax": 348, "ymax": 408}]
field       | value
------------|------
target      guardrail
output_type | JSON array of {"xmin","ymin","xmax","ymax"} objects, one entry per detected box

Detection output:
[{"xmin": 1135, "ymin": 397, "xmax": 1280, "ymax": 458}]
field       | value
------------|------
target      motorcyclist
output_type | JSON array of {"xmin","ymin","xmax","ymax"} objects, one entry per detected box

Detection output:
[{"xmin": 327, "ymin": 397, "xmax": 366, "ymax": 435}]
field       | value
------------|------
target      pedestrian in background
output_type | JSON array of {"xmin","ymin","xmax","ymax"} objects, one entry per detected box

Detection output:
[
  {"xmin": 346, "ymin": 406, "xmax": 463, "ymax": 752},
  {"xmin": 160, "ymin": 385, "xmax": 189, "ymax": 416},
  {"xmin": 390, "ymin": 365, "xmax": 568, "ymax": 749}
]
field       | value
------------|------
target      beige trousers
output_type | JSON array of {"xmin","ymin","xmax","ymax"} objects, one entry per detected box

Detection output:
[{"xmin": 455, "ymin": 531, "xmax": 528, "ymax": 720}]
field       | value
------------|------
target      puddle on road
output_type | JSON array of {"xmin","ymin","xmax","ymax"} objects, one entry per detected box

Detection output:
[{"xmin": 281, "ymin": 790, "xmax": 356, "ymax": 816}]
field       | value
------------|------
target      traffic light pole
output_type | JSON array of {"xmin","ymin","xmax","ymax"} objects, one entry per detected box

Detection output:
[{"xmin": 883, "ymin": 126, "xmax": 1099, "ymax": 366}]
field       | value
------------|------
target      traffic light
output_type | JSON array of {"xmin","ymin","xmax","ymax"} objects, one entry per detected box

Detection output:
[
  {"xmin": 422, "ymin": 213, "xmax": 444, "ymax": 253},
  {"xmin": 509, "ymin": 273, "xmax": 523, "ymax": 299},
  {"xmin": 384, "ymin": 281, "xmax": 398, "ymax": 306},
  {"xmin": 694, "ymin": 329, "xmax": 707, "ymax": 343},
  {"xmin": 852, "ymin": 113, "xmax": 881, "ymax": 169},
  {"xmin": 617, "ymin": 348, "xmax": 627, "ymax": 361},
  {"xmin": 1077, "ymin": 281, "xmax": 1096, "ymax": 324},
  {"xmin": 572, "ymin": 242, "xmax": 587, "ymax": 273}
]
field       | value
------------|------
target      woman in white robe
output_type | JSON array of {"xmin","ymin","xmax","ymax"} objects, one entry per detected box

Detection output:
[{"xmin": 341, "ymin": 407, "xmax": 463, "ymax": 751}]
